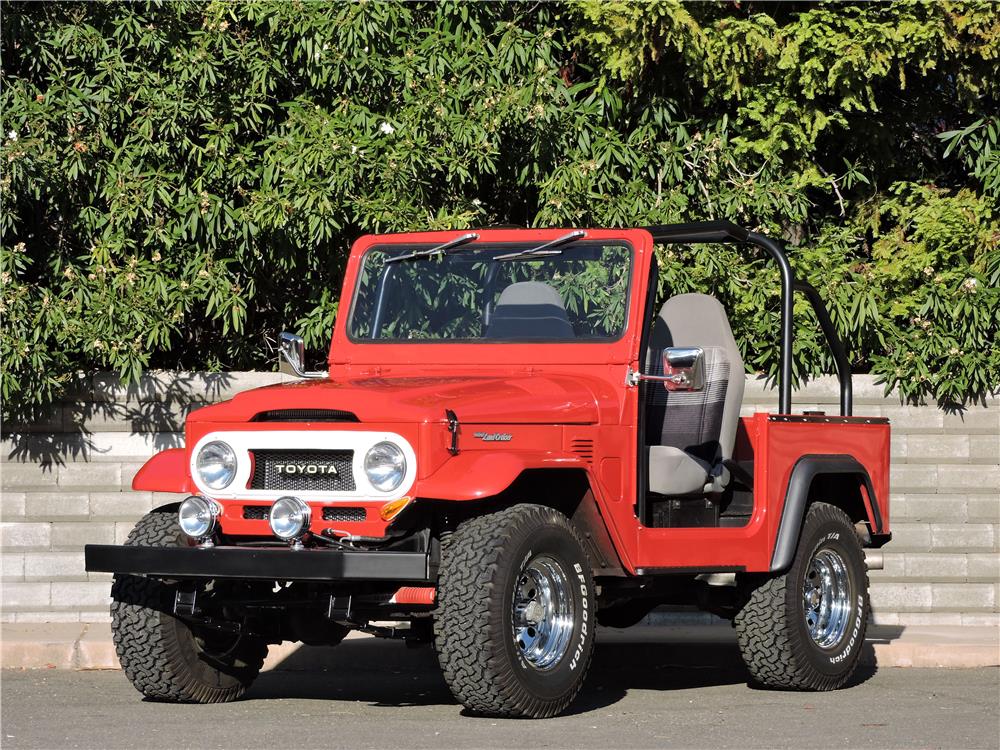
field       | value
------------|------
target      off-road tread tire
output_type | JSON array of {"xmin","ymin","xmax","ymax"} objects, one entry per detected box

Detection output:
[
  {"xmin": 735, "ymin": 502, "xmax": 869, "ymax": 691},
  {"xmin": 110, "ymin": 511, "xmax": 267, "ymax": 703},
  {"xmin": 434, "ymin": 504, "xmax": 595, "ymax": 719}
]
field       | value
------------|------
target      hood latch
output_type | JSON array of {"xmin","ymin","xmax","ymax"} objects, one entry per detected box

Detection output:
[{"xmin": 446, "ymin": 409, "xmax": 460, "ymax": 455}]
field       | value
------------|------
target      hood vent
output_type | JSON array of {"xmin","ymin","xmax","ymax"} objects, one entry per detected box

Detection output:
[{"xmin": 251, "ymin": 409, "xmax": 359, "ymax": 423}]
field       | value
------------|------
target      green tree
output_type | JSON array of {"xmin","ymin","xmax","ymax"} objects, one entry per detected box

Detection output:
[{"xmin": 2, "ymin": 1, "xmax": 997, "ymax": 422}]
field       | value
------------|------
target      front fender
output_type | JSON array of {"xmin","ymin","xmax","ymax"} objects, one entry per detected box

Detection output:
[
  {"xmin": 132, "ymin": 448, "xmax": 195, "ymax": 494},
  {"xmin": 414, "ymin": 452, "xmax": 581, "ymax": 501}
]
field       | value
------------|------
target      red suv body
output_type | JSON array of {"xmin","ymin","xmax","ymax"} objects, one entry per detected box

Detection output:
[{"xmin": 87, "ymin": 222, "xmax": 891, "ymax": 717}]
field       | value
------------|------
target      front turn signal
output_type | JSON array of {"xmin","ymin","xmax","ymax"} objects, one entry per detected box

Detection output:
[{"xmin": 379, "ymin": 496, "xmax": 412, "ymax": 522}]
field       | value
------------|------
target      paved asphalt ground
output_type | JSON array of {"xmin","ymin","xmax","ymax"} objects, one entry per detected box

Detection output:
[{"xmin": 3, "ymin": 633, "xmax": 998, "ymax": 750}]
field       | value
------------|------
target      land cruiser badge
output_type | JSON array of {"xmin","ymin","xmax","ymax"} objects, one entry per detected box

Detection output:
[{"xmin": 473, "ymin": 431, "xmax": 513, "ymax": 442}]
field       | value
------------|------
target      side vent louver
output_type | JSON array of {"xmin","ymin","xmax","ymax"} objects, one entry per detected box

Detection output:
[{"xmin": 570, "ymin": 438, "xmax": 595, "ymax": 463}]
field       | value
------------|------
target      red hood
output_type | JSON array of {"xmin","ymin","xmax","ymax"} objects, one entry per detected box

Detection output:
[{"xmin": 188, "ymin": 374, "xmax": 601, "ymax": 425}]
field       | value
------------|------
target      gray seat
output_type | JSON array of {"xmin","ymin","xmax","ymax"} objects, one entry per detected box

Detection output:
[
  {"xmin": 646, "ymin": 293, "xmax": 744, "ymax": 495},
  {"xmin": 486, "ymin": 281, "xmax": 575, "ymax": 340}
]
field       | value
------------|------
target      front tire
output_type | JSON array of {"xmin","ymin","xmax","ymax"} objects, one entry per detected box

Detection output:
[
  {"xmin": 434, "ymin": 504, "xmax": 596, "ymax": 718},
  {"xmin": 735, "ymin": 502, "xmax": 869, "ymax": 690},
  {"xmin": 110, "ymin": 510, "xmax": 268, "ymax": 703}
]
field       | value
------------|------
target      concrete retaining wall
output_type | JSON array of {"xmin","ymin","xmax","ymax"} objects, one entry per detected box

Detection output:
[{"xmin": 1, "ymin": 372, "xmax": 997, "ymax": 626}]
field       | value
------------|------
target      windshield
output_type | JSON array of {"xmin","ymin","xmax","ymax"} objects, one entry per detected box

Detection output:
[{"xmin": 349, "ymin": 240, "xmax": 632, "ymax": 342}]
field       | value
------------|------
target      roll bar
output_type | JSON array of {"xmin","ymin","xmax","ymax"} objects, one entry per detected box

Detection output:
[{"xmin": 643, "ymin": 221, "xmax": 852, "ymax": 416}]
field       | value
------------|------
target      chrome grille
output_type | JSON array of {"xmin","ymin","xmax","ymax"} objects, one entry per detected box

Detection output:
[{"xmin": 249, "ymin": 449, "xmax": 355, "ymax": 492}]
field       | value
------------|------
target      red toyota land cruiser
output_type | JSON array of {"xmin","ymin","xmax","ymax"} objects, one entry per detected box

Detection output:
[{"xmin": 86, "ymin": 222, "xmax": 891, "ymax": 718}]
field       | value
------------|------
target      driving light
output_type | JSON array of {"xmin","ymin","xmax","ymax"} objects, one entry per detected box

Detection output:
[
  {"xmin": 269, "ymin": 496, "xmax": 312, "ymax": 541},
  {"xmin": 196, "ymin": 441, "xmax": 237, "ymax": 490},
  {"xmin": 364, "ymin": 441, "xmax": 407, "ymax": 492},
  {"xmin": 178, "ymin": 495, "xmax": 220, "ymax": 540}
]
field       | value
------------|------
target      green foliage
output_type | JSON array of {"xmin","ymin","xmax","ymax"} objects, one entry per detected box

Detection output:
[{"xmin": 2, "ymin": 1, "xmax": 998, "ymax": 421}]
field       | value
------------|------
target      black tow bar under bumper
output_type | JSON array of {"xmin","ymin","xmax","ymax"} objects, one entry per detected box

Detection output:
[{"xmin": 84, "ymin": 544, "xmax": 435, "ymax": 583}]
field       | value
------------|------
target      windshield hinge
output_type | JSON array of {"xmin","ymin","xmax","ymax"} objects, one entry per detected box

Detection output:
[{"xmin": 446, "ymin": 409, "xmax": 460, "ymax": 455}]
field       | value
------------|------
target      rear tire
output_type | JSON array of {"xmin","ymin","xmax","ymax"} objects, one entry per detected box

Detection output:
[
  {"xmin": 735, "ymin": 502, "xmax": 869, "ymax": 690},
  {"xmin": 434, "ymin": 504, "xmax": 596, "ymax": 718},
  {"xmin": 110, "ymin": 510, "xmax": 267, "ymax": 703}
]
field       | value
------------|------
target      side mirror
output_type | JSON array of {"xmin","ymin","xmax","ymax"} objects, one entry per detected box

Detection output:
[
  {"xmin": 278, "ymin": 332, "xmax": 306, "ymax": 376},
  {"xmin": 662, "ymin": 347, "xmax": 705, "ymax": 391}
]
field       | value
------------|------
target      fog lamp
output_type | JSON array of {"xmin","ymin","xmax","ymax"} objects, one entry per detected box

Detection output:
[
  {"xmin": 269, "ymin": 496, "xmax": 312, "ymax": 541},
  {"xmin": 178, "ymin": 495, "xmax": 220, "ymax": 541}
]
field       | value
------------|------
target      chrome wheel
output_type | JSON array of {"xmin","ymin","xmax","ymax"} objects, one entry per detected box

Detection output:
[
  {"xmin": 803, "ymin": 547, "xmax": 852, "ymax": 649},
  {"xmin": 512, "ymin": 554, "xmax": 575, "ymax": 670}
]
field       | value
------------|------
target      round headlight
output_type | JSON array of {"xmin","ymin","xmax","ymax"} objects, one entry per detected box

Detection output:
[
  {"xmin": 364, "ymin": 441, "xmax": 406, "ymax": 492},
  {"xmin": 269, "ymin": 496, "xmax": 312, "ymax": 540},
  {"xmin": 196, "ymin": 441, "xmax": 237, "ymax": 490},
  {"xmin": 178, "ymin": 495, "xmax": 220, "ymax": 540}
]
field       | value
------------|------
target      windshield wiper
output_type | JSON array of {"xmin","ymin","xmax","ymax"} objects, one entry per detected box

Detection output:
[
  {"xmin": 385, "ymin": 232, "xmax": 480, "ymax": 264},
  {"xmin": 493, "ymin": 230, "xmax": 587, "ymax": 261}
]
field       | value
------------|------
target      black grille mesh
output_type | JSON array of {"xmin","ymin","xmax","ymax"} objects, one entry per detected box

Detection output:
[
  {"xmin": 243, "ymin": 505, "xmax": 366, "ymax": 522},
  {"xmin": 322, "ymin": 507, "xmax": 367, "ymax": 522},
  {"xmin": 251, "ymin": 409, "xmax": 359, "ymax": 423},
  {"xmin": 250, "ymin": 449, "xmax": 355, "ymax": 492}
]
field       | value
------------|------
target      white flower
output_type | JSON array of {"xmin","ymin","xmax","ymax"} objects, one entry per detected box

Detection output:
[
  {"xmin": 7, "ymin": 130, "xmax": 17, "ymax": 142},
  {"xmin": 471, "ymin": 198, "xmax": 482, "ymax": 206},
  {"xmin": 379, "ymin": 122, "xmax": 395, "ymax": 135},
  {"xmin": 351, "ymin": 145, "xmax": 358, "ymax": 154}
]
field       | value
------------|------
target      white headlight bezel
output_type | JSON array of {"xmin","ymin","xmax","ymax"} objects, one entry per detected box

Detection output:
[
  {"xmin": 364, "ymin": 441, "xmax": 407, "ymax": 493},
  {"xmin": 178, "ymin": 495, "xmax": 220, "ymax": 540},
  {"xmin": 188, "ymin": 431, "xmax": 416, "ymax": 501},
  {"xmin": 195, "ymin": 440, "xmax": 237, "ymax": 490}
]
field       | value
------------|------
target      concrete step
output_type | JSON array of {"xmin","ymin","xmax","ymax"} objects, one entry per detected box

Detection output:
[
  {"xmin": 870, "ymin": 551, "xmax": 999, "ymax": 581},
  {"xmin": 888, "ymin": 522, "xmax": 997, "ymax": 553}
]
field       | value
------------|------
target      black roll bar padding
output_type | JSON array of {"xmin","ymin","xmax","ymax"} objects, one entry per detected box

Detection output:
[
  {"xmin": 793, "ymin": 281, "xmax": 853, "ymax": 416},
  {"xmin": 643, "ymin": 221, "xmax": 749, "ymax": 245}
]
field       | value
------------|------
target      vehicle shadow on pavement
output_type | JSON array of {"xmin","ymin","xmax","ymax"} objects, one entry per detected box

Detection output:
[{"xmin": 243, "ymin": 630, "xmax": 875, "ymax": 715}]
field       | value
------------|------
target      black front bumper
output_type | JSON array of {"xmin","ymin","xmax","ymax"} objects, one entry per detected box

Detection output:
[{"xmin": 85, "ymin": 544, "xmax": 434, "ymax": 583}]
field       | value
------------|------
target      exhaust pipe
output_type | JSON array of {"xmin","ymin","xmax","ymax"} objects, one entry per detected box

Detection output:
[{"xmin": 864, "ymin": 550, "xmax": 884, "ymax": 570}]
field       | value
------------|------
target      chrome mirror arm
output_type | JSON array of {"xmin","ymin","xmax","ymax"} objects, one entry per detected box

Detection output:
[{"xmin": 278, "ymin": 332, "xmax": 327, "ymax": 379}]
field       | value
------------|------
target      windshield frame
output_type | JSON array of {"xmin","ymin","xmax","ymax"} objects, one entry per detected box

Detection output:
[{"xmin": 345, "ymin": 239, "xmax": 636, "ymax": 345}]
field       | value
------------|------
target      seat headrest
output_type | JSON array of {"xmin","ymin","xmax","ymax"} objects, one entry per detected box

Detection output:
[
  {"xmin": 654, "ymin": 293, "xmax": 740, "ymax": 352},
  {"xmin": 486, "ymin": 281, "xmax": 575, "ymax": 340}
]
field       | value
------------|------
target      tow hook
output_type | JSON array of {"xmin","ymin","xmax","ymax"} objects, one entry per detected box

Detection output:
[{"xmin": 864, "ymin": 550, "xmax": 884, "ymax": 570}]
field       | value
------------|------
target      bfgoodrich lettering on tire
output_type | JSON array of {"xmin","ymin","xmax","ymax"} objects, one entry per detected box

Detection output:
[
  {"xmin": 434, "ymin": 504, "xmax": 596, "ymax": 718},
  {"xmin": 735, "ymin": 501, "xmax": 870, "ymax": 690}
]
